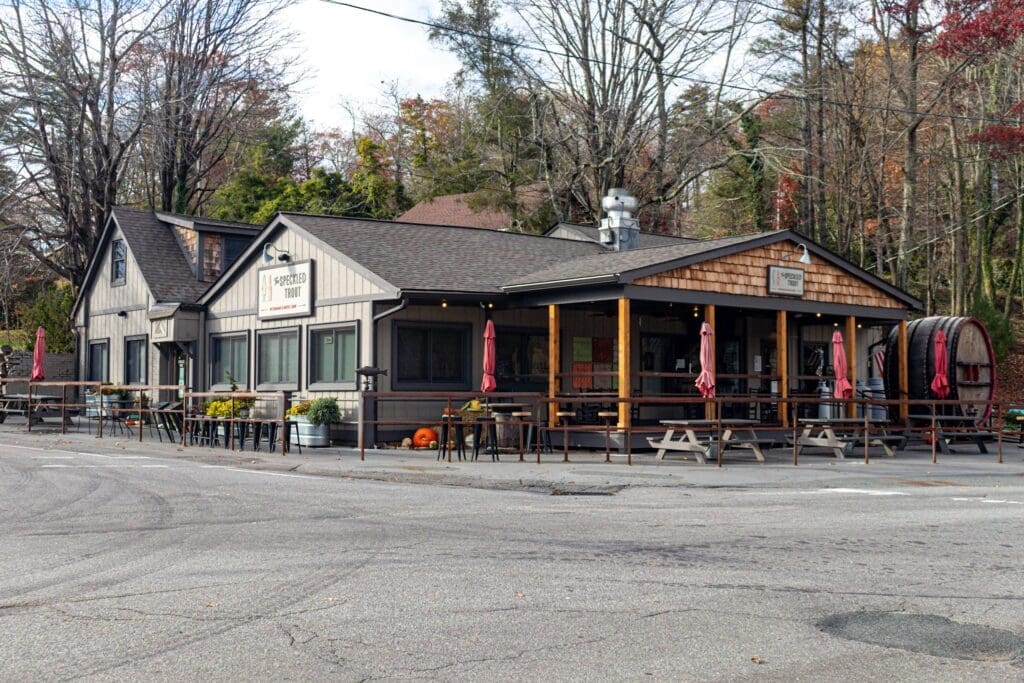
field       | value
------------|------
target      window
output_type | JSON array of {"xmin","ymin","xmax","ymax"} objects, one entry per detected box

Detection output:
[
  {"xmin": 111, "ymin": 239, "xmax": 126, "ymax": 284},
  {"xmin": 495, "ymin": 328, "xmax": 548, "ymax": 391},
  {"xmin": 124, "ymin": 336, "xmax": 147, "ymax": 384},
  {"xmin": 88, "ymin": 341, "xmax": 109, "ymax": 383},
  {"xmin": 210, "ymin": 334, "xmax": 248, "ymax": 388},
  {"xmin": 223, "ymin": 236, "xmax": 250, "ymax": 270},
  {"xmin": 394, "ymin": 322, "xmax": 470, "ymax": 389},
  {"xmin": 257, "ymin": 328, "xmax": 299, "ymax": 388},
  {"xmin": 309, "ymin": 324, "xmax": 358, "ymax": 387}
]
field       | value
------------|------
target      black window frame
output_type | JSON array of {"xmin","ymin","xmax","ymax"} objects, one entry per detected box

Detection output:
[
  {"xmin": 110, "ymin": 239, "xmax": 126, "ymax": 285},
  {"xmin": 123, "ymin": 334, "xmax": 148, "ymax": 385},
  {"xmin": 209, "ymin": 331, "xmax": 250, "ymax": 390},
  {"xmin": 87, "ymin": 339, "xmax": 109, "ymax": 383},
  {"xmin": 392, "ymin": 321, "xmax": 471, "ymax": 390},
  {"xmin": 307, "ymin": 322, "xmax": 359, "ymax": 390},
  {"xmin": 256, "ymin": 327, "xmax": 301, "ymax": 391},
  {"xmin": 494, "ymin": 326, "xmax": 548, "ymax": 392}
]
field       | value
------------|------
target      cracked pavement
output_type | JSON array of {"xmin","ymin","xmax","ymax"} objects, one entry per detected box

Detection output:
[{"xmin": 1, "ymin": 435, "xmax": 1023, "ymax": 680}]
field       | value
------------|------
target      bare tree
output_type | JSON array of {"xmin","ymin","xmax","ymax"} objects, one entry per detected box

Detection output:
[
  {"xmin": 511, "ymin": 0, "xmax": 751, "ymax": 224},
  {"xmin": 0, "ymin": 0, "xmax": 166, "ymax": 286},
  {"xmin": 134, "ymin": 0, "xmax": 295, "ymax": 214}
]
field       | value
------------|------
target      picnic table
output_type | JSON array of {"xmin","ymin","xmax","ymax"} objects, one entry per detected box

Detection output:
[
  {"xmin": 908, "ymin": 414, "xmax": 993, "ymax": 454},
  {"xmin": 796, "ymin": 417, "xmax": 904, "ymax": 459},
  {"xmin": 648, "ymin": 419, "xmax": 768, "ymax": 464},
  {"xmin": 0, "ymin": 393, "xmax": 65, "ymax": 424}
]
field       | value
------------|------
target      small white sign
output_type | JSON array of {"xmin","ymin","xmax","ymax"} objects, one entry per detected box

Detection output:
[
  {"xmin": 258, "ymin": 261, "xmax": 312, "ymax": 320},
  {"xmin": 768, "ymin": 266, "xmax": 805, "ymax": 296}
]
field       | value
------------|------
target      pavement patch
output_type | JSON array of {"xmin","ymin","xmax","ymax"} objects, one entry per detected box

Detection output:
[{"xmin": 818, "ymin": 611, "xmax": 1024, "ymax": 662}]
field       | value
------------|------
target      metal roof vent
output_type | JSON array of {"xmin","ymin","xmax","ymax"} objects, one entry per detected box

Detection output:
[{"xmin": 598, "ymin": 188, "xmax": 640, "ymax": 251}]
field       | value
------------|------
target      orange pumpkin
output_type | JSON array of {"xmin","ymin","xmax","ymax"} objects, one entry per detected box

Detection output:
[{"xmin": 412, "ymin": 427, "xmax": 439, "ymax": 449}]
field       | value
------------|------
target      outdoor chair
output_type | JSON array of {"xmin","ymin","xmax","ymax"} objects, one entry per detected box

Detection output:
[
  {"xmin": 598, "ymin": 410, "xmax": 618, "ymax": 462},
  {"xmin": 437, "ymin": 414, "xmax": 465, "ymax": 461},
  {"xmin": 472, "ymin": 415, "xmax": 498, "ymax": 462},
  {"xmin": 511, "ymin": 410, "xmax": 532, "ymax": 462}
]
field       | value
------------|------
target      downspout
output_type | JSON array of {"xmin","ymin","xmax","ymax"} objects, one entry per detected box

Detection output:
[{"xmin": 361, "ymin": 297, "xmax": 407, "ymax": 450}]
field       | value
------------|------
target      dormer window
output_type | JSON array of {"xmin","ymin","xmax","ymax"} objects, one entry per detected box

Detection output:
[{"xmin": 111, "ymin": 239, "xmax": 126, "ymax": 285}]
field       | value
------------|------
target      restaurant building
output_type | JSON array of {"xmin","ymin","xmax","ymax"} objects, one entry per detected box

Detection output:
[{"xmin": 74, "ymin": 191, "xmax": 922, "ymax": 446}]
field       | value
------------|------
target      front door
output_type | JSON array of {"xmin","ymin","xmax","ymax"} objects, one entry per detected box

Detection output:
[{"xmin": 157, "ymin": 342, "xmax": 192, "ymax": 400}]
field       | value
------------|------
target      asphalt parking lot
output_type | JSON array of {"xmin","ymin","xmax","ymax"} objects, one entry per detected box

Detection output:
[{"xmin": 1, "ymin": 427, "xmax": 1022, "ymax": 680}]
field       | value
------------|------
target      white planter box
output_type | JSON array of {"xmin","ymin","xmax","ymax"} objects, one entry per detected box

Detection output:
[{"xmin": 290, "ymin": 416, "xmax": 330, "ymax": 447}]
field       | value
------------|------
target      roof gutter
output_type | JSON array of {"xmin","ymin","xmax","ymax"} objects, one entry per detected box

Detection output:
[{"xmin": 502, "ymin": 273, "xmax": 620, "ymax": 294}]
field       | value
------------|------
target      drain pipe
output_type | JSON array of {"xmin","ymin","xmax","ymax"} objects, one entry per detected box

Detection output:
[{"xmin": 359, "ymin": 298, "xmax": 407, "ymax": 450}]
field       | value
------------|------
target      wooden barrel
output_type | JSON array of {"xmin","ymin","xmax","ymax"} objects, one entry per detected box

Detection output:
[{"xmin": 883, "ymin": 317, "xmax": 996, "ymax": 421}]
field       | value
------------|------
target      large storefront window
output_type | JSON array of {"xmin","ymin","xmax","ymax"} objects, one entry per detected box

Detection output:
[
  {"xmin": 495, "ymin": 328, "xmax": 547, "ymax": 391},
  {"xmin": 124, "ymin": 336, "xmax": 147, "ymax": 384},
  {"xmin": 393, "ymin": 322, "xmax": 470, "ymax": 389},
  {"xmin": 210, "ymin": 334, "xmax": 248, "ymax": 388},
  {"xmin": 88, "ymin": 340, "xmax": 109, "ymax": 383},
  {"xmin": 309, "ymin": 324, "xmax": 357, "ymax": 387},
  {"xmin": 257, "ymin": 329, "xmax": 299, "ymax": 388}
]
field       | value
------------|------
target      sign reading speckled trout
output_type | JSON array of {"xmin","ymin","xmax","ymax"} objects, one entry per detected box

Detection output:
[
  {"xmin": 258, "ymin": 261, "xmax": 313, "ymax": 320},
  {"xmin": 767, "ymin": 265, "xmax": 805, "ymax": 297}
]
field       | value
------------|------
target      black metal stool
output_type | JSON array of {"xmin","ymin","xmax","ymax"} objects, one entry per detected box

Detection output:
[
  {"xmin": 472, "ymin": 416, "xmax": 498, "ymax": 461},
  {"xmin": 438, "ymin": 415, "xmax": 465, "ymax": 461}
]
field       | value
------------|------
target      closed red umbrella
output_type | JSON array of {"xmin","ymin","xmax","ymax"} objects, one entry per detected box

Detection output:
[
  {"xmin": 695, "ymin": 322, "xmax": 715, "ymax": 399},
  {"xmin": 832, "ymin": 330, "xmax": 852, "ymax": 399},
  {"xmin": 930, "ymin": 329, "xmax": 950, "ymax": 398},
  {"xmin": 481, "ymin": 319, "xmax": 496, "ymax": 393},
  {"xmin": 29, "ymin": 326, "xmax": 45, "ymax": 382}
]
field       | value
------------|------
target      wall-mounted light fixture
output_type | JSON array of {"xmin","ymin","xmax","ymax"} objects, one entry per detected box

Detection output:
[
  {"xmin": 262, "ymin": 243, "xmax": 291, "ymax": 263},
  {"xmin": 796, "ymin": 243, "xmax": 811, "ymax": 265},
  {"xmin": 815, "ymin": 312, "xmax": 822, "ymax": 318},
  {"xmin": 117, "ymin": 310, "xmax": 127, "ymax": 318},
  {"xmin": 441, "ymin": 299, "xmax": 448, "ymax": 309}
]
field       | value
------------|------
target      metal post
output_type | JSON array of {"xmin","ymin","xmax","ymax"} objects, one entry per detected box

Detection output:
[
  {"xmin": 931, "ymin": 402, "xmax": 937, "ymax": 464},
  {"xmin": 26, "ymin": 383, "xmax": 32, "ymax": 432},
  {"xmin": 716, "ymin": 399, "xmax": 723, "ymax": 468},
  {"xmin": 864, "ymin": 398, "xmax": 870, "ymax": 465},
  {"xmin": 60, "ymin": 383, "xmax": 67, "ymax": 435},
  {"xmin": 792, "ymin": 401, "xmax": 799, "ymax": 466},
  {"xmin": 97, "ymin": 385, "xmax": 104, "ymax": 439}
]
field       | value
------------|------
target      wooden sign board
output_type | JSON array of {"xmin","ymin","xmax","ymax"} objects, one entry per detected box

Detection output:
[{"xmin": 767, "ymin": 266, "xmax": 805, "ymax": 297}]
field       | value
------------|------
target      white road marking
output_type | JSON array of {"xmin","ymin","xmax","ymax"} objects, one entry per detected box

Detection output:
[{"xmin": 199, "ymin": 464, "xmax": 317, "ymax": 480}]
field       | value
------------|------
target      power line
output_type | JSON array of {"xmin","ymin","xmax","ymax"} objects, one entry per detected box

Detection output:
[{"xmin": 319, "ymin": 0, "xmax": 1024, "ymax": 128}]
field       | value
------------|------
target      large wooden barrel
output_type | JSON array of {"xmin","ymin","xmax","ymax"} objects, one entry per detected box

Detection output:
[{"xmin": 883, "ymin": 316, "xmax": 996, "ymax": 421}]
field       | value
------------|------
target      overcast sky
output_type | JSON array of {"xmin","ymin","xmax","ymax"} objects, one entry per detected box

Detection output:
[{"xmin": 282, "ymin": 0, "xmax": 462, "ymax": 126}]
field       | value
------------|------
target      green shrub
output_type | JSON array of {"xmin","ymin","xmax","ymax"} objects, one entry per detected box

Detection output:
[{"xmin": 305, "ymin": 397, "xmax": 340, "ymax": 426}]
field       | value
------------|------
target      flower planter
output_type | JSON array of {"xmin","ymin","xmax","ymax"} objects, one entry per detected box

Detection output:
[{"xmin": 290, "ymin": 415, "xmax": 330, "ymax": 447}]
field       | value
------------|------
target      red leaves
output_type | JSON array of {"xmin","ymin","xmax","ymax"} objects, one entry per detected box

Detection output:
[
  {"xmin": 933, "ymin": 0, "xmax": 1024, "ymax": 59},
  {"xmin": 966, "ymin": 124, "xmax": 1024, "ymax": 158}
]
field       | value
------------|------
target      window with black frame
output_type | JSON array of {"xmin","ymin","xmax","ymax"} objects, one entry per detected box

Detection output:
[
  {"xmin": 124, "ymin": 337, "xmax": 147, "ymax": 384},
  {"xmin": 210, "ymin": 334, "xmax": 248, "ymax": 388},
  {"xmin": 110, "ymin": 239, "xmax": 126, "ymax": 284},
  {"xmin": 394, "ymin": 322, "xmax": 469, "ymax": 389},
  {"xmin": 257, "ymin": 329, "xmax": 298, "ymax": 388},
  {"xmin": 88, "ymin": 341, "xmax": 108, "ymax": 383},
  {"xmin": 310, "ymin": 325, "xmax": 357, "ymax": 387}
]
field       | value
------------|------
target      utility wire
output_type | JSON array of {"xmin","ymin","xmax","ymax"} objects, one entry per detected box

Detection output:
[{"xmin": 320, "ymin": 0, "xmax": 1024, "ymax": 128}]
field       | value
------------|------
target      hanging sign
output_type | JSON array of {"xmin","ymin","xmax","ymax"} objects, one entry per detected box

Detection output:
[
  {"xmin": 258, "ymin": 261, "xmax": 313, "ymax": 320},
  {"xmin": 767, "ymin": 266, "xmax": 805, "ymax": 296}
]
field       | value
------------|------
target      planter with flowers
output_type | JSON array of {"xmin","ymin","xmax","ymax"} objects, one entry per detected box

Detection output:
[{"xmin": 285, "ymin": 398, "xmax": 339, "ymax": 447}]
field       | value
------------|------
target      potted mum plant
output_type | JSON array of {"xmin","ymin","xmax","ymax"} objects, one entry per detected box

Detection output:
[{"xmin": 286, "ymin": 397, "xmax": 339, "ymax": 447}]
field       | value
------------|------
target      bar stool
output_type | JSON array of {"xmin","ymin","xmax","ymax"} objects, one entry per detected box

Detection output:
[
  {"xmin": 511, "ymin": 410, "xmax": 532, "ymax": 462},
  {"xmin": 555, "ymin": 411, "xmax": 575, "ymax": 462},
  {"xmin": 597, "ymin": 411, "xmax": 618, "ymax": 463},
  {"xmin": 437, "ymin": 414, "xmax": 465, "ymax": 461},
  {"xmin": 472, "ymin": 416, "xmax": 499, "ymax": 462}
]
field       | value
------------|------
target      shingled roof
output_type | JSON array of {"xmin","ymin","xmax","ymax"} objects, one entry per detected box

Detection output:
[
  {"xmin": 397, "ymin": 185, "xmax": 548, "ymax": 231},
  {"xmin": 547, "ymin": 222, "xmax": 697, "ymax": 248},
  {"xmin": 504, "ymin": 232, "xmax": 775, "ymax": 290},
  {"xmin": 279, "ymin": 213, "xmax": 603, "ymax": 293}
]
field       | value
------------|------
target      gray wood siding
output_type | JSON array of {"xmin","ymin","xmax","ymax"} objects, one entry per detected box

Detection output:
[
  {"xmin": 204, "ymin": 230, "xmax": 389, "ymax": 420},
  {"xmin": 80, "ymin": 224, "xmax": 154, "ymax": 383},
  {"xmin": 206, "ymin": 229, "xmax": 388, "ymax": 319}
]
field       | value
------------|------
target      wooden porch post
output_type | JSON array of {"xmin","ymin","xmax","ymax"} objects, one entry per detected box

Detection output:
[
  {"xmin": 898, "ymin": 319, "xmax": 909, "ymax": 421},
  {"xmin": 617, "ymin": 298, "xmax": 631, "ymax": 430},
  {"xmin": 705, "ymin": 304, "xmax": 716, "ymax": 420},
  {"xmin": 777, "ymin": 310, "xmax": 788, "ymax": 427},
  {"xmin": 846, "ymin": 316, "xmax": 857, "ymax": 418},
  {"xmin": 548, "ymin": 304, "xmax": 560, "ymax": 426}
]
